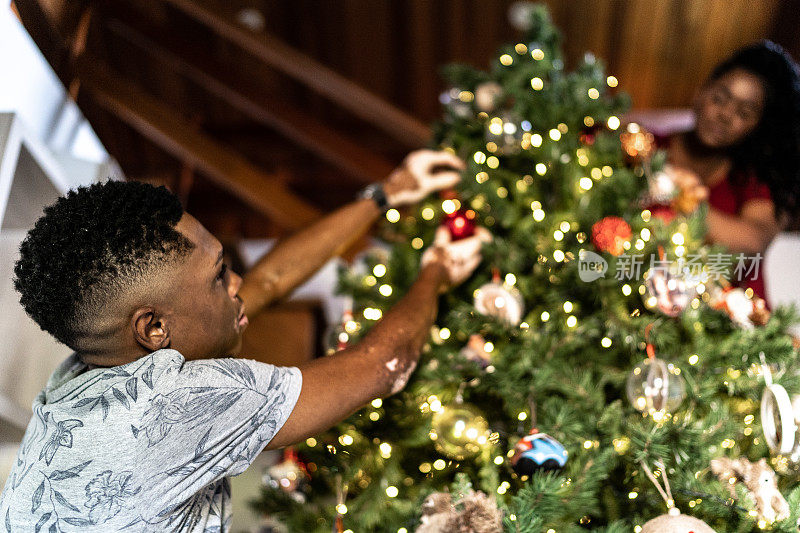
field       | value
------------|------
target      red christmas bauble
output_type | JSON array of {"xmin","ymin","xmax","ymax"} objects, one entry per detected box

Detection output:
[
  {"xmin": 445, "ymin": 208, "xmax": 477, "ymax": 240},
  {"xmin": 647, "ymin": 204, "xmax": 677, "ymax": 224},
  {"xmin": 591, "ymin": 216, "xmax": 632, "ymax": 256}
]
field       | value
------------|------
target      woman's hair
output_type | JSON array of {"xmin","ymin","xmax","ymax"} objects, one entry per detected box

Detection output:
[{"xmin": 708, "ymin": 40, "xmax": 800, "ymax": 220}]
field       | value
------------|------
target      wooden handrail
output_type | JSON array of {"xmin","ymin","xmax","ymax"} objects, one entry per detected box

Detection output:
[
  {"xmin": 104, "ymin": 14, "xmax": 395, "ymax": 184},
  {"xmin": 76, "ymin": 57, "xmax": 321, "ymax": 230},
  {"xmin": 160, "ymin": 0, "xmax": 431, "ymax": 147}
]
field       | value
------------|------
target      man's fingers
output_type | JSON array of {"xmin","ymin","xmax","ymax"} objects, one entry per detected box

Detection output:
[
  {"xmin": 433, "ymin": 226, "xmax": 451, "ymax": 246},
  {"xmin": 435, "ymin": 229, "xmax": 491, "ymax": 263},
  {"xmin": 474, "ymin": 227, "xmax": 493, "ymax": 243},
  {"xmin": 446, "ymin": 236, "xmax": 483, "ymax": 257},
  {"xmin": 451, "ymin": 255, "xmax": 483, "ymax": 285},
  {"xmin": 459, "ymin": 255, "xmax": 483, "ymax": 276},
  {"xmin": 416, "ymin": 150, "xmax": 466, "ymax": 170},
  {"xmin": 407, "ymin": 151, "xmax": 466, "ymax": 176},
  {"xmin": 427, "ymin": 171, "xmax": 462, "ymax": 191}
]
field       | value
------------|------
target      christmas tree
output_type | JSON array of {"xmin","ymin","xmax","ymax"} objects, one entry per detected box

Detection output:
[{"xmin": 253, "ymin": 5, "xmax": 800, "ymax": 532}]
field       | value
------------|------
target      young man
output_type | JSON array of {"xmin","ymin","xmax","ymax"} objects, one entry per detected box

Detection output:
[{"xmin": 0, "ymin": 150, "xmax": 489, "ymax": 532}]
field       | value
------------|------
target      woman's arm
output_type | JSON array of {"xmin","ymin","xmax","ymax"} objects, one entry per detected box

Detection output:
[{"xmin": 706, "ymin": 198, "xmax": 782, "ymax": 254}]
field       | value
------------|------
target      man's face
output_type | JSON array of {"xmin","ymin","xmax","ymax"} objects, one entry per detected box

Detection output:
[
  {"xmin": 694, "ymin": 68, "xmax": 765, "ymax": 149},
  {"xmin": 158, "ymin": 214, "xmax": 248, "ymax": 360}
]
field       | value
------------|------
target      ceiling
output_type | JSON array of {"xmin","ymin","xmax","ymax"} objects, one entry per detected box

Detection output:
[{"xmin": 13, "ymin": 0, "xmax": 799, "ymax": 240}]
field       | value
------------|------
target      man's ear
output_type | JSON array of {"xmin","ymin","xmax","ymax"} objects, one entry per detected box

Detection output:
[{"xmin": 132, "ymin": 307, "xmax": 170, "ymax": 352}]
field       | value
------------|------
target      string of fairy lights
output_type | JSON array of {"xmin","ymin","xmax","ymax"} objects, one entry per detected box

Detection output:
[{"xmin": 268, "ymin": 40, "xmax": 784, "ymax": 533}]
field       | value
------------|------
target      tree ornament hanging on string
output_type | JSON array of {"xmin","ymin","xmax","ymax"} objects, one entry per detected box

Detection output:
[
  {"xmin": 484, "ymin": 113, "xmax": 524, "ymax": 155},
  {"xmin": 622, "ymin": 124, "xmax": 701, "ymax": 222},
  {"xmin": 647, "ymin": 205, "xmax": 677, "ymax": 224},
  {"xmin": 459, "ymin": 333, "xmax": 493, "ymax": 369},
  {"xmin": 626, "ymin": 326, "xmax": 686, "ymax": 417},
  {"xmin": 591, "ymin": 216, "xmax": 632, "ymax": 256},
  {"xmin": 431, "ymin": 391, "xmax": 490, "ymax": 461},
  {"xmin": 263, "ymin": 448, "xmax": 308, "ymax": 503},
  {"xmin": 641, "ymin": 512, "xmax": 716, "ymax": 533},
  {"xmin": 510, "ymin": 428, "xmax": 568, "ymax": 476},
  {"xmin": 759, "ymin": 353, "xmax": 800, "ymax": 470},
  {"xmin": 670, "ymin": 166, "xmax": 709, "ymax": 215},
  {"xmin": 710, "ymin": 456, "xmax": 790, "ymax": 523},
  {"xmin": 647, "ymin": 169, "xmax": 679, "ymax": 205},
  {"xmin": 439, "ymin": 87, "xmax": 473, "ymax": 120},
  {"xmin": 444, "ymin": 208, "xmax": 477, "ymax": 241},
  {"xmin": 773, "ymin": 393, "xmax": 800, "ymax": 474},
  {"xmin": 639, "ymin": 460, "xmax": 716, "ymax": 533},
  {"xmin": 474, "ymin": 82, "xmax": 503, "ymax": 113},
  {"xmin": 642, "ymin": 249, "xmax": 697, "ymax": 317},
  {"xmin": 620, "ymin": 124, "xmax": 656, "ymax": 164},
  {"xmin": 710, "ymin": 285, "xmax": 770, "ymax": 329},
  {"xmin": 642, "ymin": 165, "xmax": 708, "ymax": 220},
  {"xmin": 473, "ymin": 269, "xmax": 525, "ymax": 326},
  {"xmin": 507, "ymin": 1, "xmax": 539, "ymax": 31}
]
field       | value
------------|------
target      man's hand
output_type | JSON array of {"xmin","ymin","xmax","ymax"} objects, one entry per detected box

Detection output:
[
  {"xmin": 421, "ymin": 226, "xmax": 492, "ymax": 290},
  {"xmin": 266, "ymin": 222, "xmax": 490, "ymax": 450},
  {"xmin": 384, "ymin": 150, "xmax": 465, "ymax": 207}
]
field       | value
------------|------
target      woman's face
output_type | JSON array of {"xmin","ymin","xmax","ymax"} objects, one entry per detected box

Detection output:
[{"xmin": 694, "ymin": 68, "xmax": 766, "ymax": 149}]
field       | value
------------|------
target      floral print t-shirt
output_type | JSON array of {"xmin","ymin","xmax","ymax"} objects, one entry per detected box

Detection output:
[{"xmin": 0, "ymin": 349, "xmax": 302, "ymax": 532}]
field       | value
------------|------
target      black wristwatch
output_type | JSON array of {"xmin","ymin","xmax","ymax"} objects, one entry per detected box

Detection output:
[{"xmin": 357, "ymin": 183, "xmax": 389, "ymax": 212}]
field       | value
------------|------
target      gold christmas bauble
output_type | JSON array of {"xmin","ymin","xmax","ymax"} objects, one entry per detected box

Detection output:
[{"xmin": 431, "ymin": 404, "xmax": 490, "ymax": 460}]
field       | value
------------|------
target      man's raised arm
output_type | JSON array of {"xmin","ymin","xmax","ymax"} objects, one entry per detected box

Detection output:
[
  {"xmin": 266, "ymin": 227, "xmax": 491, "ymax": 450},
  {"xmin": 238, "ymin": 150, "xmax": 465, "ymax": 317}
]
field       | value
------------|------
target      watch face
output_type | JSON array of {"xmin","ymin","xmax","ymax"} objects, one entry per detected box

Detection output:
[{"xmin": 361, "ymin": 184, "xmax": 387, "ymax": 209}]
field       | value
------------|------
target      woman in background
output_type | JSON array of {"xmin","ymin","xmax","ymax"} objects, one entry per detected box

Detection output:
[{"xmin": 662, "ymin": 40, "xmax": 800, "ymax": 302}]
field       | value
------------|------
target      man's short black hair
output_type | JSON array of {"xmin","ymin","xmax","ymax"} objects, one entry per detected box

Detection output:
[{"xmin": 14, "ymin": 180, "xmax": 194, "ymax": 349}]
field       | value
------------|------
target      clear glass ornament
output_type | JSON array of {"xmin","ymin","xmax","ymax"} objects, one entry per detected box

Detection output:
[
  {"xmin": 642, "ymin": 267, "xmax": 697, "ymax": 317},
  {"xmin": 626, "ymin": 358, "xmax": 686, "ymax": 415}
]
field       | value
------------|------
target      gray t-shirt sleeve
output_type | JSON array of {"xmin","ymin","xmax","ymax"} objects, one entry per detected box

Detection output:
[{"xmin": 134, "ymin": 355, "xmax": 302, "ymax": 519}]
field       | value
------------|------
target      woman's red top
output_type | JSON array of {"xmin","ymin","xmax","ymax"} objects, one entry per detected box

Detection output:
[
  {"xmin": 707, "ymin": 173, "xmax": 771, "ymax": 302},
  {"xmin": 654, "ymin": 132, "xmax": 772, "ymax": 302}
]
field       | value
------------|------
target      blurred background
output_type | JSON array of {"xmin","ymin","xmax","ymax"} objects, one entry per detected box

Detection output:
[
  {"xmin": 9, "ymin": 0, "xmax": 800, "ymax": 239},
  {"xmin": 2, "ymin": 1, "xmax": 799, "ymax": 530}
]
